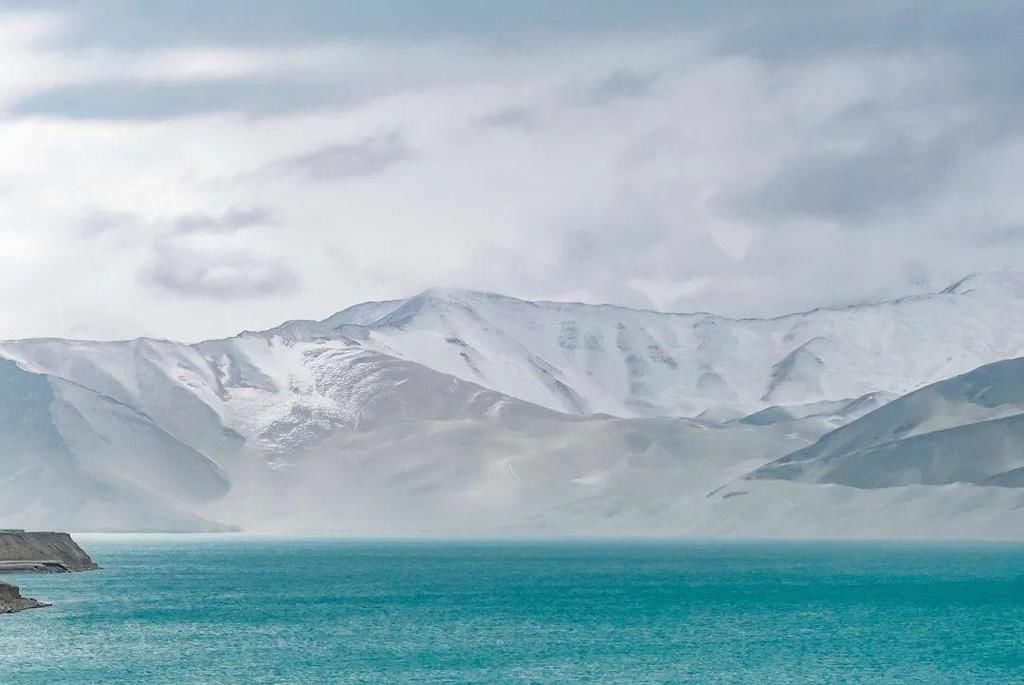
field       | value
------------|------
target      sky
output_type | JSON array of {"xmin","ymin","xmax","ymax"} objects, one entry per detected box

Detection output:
[{"xmin": 1, "ymin": 1, "xmax": 1023, "ymax": 341}]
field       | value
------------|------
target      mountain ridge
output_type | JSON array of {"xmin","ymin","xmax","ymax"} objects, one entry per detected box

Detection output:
[
  {"xmin": 244, "ymin": 271, "xmax": 1013, "ymax": 341},
  {"xmin": 229, "ymin": 269, "xmax": 1024, "ymax": 418},
  {"xmin": 3, "ymin": 270, "xmax": 1014, "ymax": 346}
]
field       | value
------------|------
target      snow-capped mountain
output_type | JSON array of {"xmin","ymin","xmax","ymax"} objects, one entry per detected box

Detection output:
[
  {"xmin": 1, "ymin": 271, "xmax": 1024, "ymax": 535},
  {"xmin": 257, "ymin": 271, "xmax": 1024, "ymax": 418}
]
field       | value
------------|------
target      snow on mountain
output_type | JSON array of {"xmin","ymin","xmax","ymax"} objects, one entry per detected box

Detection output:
[
  {"xmin": 0, "ymin": 337, "xmax": 245, "ymax": 461},
  {"xmin": 259, "ymin": 271, "xmax": 1024, "ymax": 419},
  {"xmin": 0, "ymin": 334, "xmax": 560, "ymax": 461},
  {"xmin": 741, "ymin": 356, "xmax": 1024, "ymax": 489}
]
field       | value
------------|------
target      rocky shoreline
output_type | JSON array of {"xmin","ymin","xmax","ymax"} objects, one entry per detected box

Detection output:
[
  {"xmin": 0, "ymin": 530, "xmax": 97, "ymax": 614},
  {"xmin": 0, "ymin": 581, "xmax": 50, "ymax": 614}
]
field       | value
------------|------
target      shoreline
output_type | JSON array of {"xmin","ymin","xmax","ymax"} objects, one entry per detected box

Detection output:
[{"xmin": 0, "ymin": 581, "xmax": 50, "ymax": 614}]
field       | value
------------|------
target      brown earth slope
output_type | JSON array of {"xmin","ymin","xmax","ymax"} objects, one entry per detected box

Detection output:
[{"xmin": 0, "ymin": 531, "xmax": 98, "ymax": 571}]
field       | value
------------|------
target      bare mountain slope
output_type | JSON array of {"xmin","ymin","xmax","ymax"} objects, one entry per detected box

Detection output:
[{"xmin": 744, "ymin": 356, "xmax": 1024, "ymax": 488}]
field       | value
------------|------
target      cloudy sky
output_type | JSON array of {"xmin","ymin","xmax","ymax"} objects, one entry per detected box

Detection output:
[{"xmin": 1, "ymin": 1, "xmax": 1022, "ymax": 341}]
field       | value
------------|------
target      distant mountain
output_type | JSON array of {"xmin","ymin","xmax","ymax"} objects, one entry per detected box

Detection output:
[
  {"xmin": 744, "ymin": 356, "xmax": 1024, "ymax": 488},
  {"xmin": 2, "ymin": 271, "xmax": 1024, "ymax": 535},
  {"xmin": 696, "ymin": 355, "xmax": 1024, "ymax": 539}
]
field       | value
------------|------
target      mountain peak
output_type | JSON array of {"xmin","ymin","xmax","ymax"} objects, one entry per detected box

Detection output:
[
  {"xmin": 412, "ymin": 288, "xmax": 540, "ymax": 307},
  {"xmin": 414, "ymin": 287, "xmax": 479, "ymax": 301}
]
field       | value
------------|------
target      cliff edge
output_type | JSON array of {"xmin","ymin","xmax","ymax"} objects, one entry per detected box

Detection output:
[{"xmin": 0, "ymin": 530, "xmax": 98, "ymax": 572}]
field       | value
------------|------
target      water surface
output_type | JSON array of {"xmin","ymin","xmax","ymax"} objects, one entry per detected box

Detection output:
[{"xmin": 1, "ymin": 538, "xmax": 1022, "ymax": 683}]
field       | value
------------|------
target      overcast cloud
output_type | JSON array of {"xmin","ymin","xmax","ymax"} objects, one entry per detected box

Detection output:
[{"xmin": 0, "ymin": 1, "xmax": 1022, "ymax": 340}]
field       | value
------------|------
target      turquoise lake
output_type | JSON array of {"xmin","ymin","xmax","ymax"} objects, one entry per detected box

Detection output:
[{"xmin": 1, "ymin": 538, "xmax": 1022, "ymax": 683}]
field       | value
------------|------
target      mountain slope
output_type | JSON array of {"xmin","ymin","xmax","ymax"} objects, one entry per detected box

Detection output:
[
  {"xmin": 0, "ymin": 335, "xmax": 562, "ymax": 458},
  {"xmin": 744, "ymin": 357, "xmax": 1024, "ymax": 488},
  {"xmin": 209, "ymin": 413, "xmax": 818, "ymax": 535},
  {"xmin": 0, "ymin": 358, "xmax": 228, "ymax": 531}
]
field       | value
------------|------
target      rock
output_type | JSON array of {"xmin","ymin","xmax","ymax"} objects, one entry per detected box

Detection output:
[
  {"xmin": 0, "ymin": 581, "xmax": 50, "ymax": 614},
  {"xmin": 0, "ymin": 531, "xmax": 98, "ymax": 572}
]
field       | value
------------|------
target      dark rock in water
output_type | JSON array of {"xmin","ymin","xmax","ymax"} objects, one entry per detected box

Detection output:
[
  {"xmin": 0, "ymin": 531, "xmax": 98, "ymax": 572},
  {"xmin": 0, "ymin": 581, "xmax": 50, "ymax": 614}
]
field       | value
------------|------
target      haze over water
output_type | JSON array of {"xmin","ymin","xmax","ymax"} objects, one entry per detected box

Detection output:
[{"xmin": 2, "ymin": 538, "xmax": 1022, "ymax": 683}]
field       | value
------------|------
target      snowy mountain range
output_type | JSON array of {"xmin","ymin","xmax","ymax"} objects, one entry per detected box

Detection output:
[
  {"xmin": 2, "ymin": 271, "xmax": 1024, "ymax": 537},
  {"xmin": 255, "ymin": 271, "xmax": 1024, "ymax": 419}
]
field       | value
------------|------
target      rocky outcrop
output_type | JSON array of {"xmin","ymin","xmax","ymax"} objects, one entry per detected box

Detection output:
[
  {"xmin": 0, "ymin": 531, "xmax": 95, "ymax": 615},
  {"xmin": 0, "ymin": 531, "xmax": 98, "ymax": 572},
  {"xmin": 0, "ymin": 581, "xmax": 49, "ymax": 614}
]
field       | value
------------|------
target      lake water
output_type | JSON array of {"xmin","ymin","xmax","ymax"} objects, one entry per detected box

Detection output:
[{"xmin": 1, "ymin": 538, "xmax": 1022, "ymax": 683}]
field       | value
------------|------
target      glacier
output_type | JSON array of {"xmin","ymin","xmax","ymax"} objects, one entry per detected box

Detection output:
[{"xmin": 2, "ymin": 271, "xmax": 1024, "ymax": 537}]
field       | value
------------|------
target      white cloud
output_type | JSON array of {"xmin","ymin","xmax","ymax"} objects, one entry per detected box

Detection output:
[{"xmin": 0, "ymin": 6, "xmax": 1021, "ymax": 340}]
